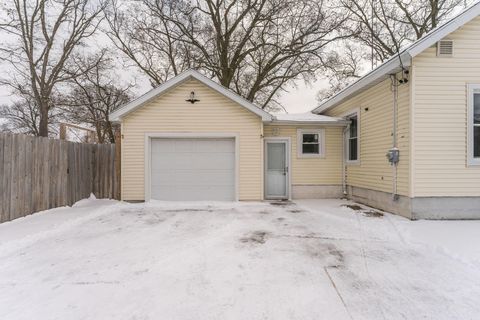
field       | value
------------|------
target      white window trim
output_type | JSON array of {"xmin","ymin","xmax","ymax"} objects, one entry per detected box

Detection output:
[
  {"xmin": 296, "ymin": 129, "xmax": 325, "ymax": 158},
  {"xmin": 342, "ymin": 108, "xmax": 361, "ymax": 165},
  {"xmin": 467, "ymin": 84, "xmax": 480, "ymax": 166}
]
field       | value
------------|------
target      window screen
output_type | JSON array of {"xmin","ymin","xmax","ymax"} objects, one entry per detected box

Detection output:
[{"xmin": 348, "ymin": 115, "xmax": 358, "ymax": 161}]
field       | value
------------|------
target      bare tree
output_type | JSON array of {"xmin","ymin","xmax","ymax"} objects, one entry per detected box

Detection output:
[
  {"xmin": 104, "ymin": 0, "xmax": 193, "ymax": 87},
  {"xmin": 0, "ymin": 0, "xmax": 107, "ymax": 137},
  {"xmin": 316, "ymin": 0, "xmax": 470, "ymax": 102},
  {"xmin": 58, "ymin": 51, "xmax": 133, "ymax": 143},
  {"xmin": 0, "ymin": 94, "xmax": 58, "ymax": 135},
  {"xmin": 342, "ymin": 0, "xmax": 469, "ymax": 64},
  {"xmin": 105, "ymin": 0, "xmax": 349, "ymax": 110}
]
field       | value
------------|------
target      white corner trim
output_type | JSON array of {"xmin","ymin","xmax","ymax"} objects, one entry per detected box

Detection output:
[
  {"xmin": 143, "ymin": 132, "xmax": 240, "ymax": 201},
  {"xmin": 264, "ymin": 137, "xmax": 292, "ymax": 200},
  {"xmin": 467, "ymin": 84, "xmax": 480, "ymax": 166},
  {"xmin": 111, "ymin": 69, "xmax": 273, "ymax": 121},
  {"xmin": 296, "ymin": 129, "xmax": 326, "ymax": 158}
]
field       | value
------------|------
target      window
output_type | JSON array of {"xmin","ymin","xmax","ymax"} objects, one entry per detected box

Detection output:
[
  {"xmin": 468, "ymin": 84, "xmax": 480, "ymax": 165},
  {"xmin": 297, "ymin": 129, "xmax": 325, "ymax": 158},
  {"xmin": 345, "ymin": 111, "xmax": 360, "ymax": 163}
]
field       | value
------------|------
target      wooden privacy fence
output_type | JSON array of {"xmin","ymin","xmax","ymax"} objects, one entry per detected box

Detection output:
[{"xmin": 0, "ymin": 133, "xmax": 120, "ymax": 223}]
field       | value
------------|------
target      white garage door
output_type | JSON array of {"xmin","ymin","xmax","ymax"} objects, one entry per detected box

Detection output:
[{"xmin": 150, "ymin": 138, "xmax": 235, "ymax": 201}]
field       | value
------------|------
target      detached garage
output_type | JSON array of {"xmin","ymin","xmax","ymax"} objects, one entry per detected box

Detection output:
[
  {"xmin": 110, "ymin": 69, "xmax": 346, "ymax": 202},
  {"xmin": 111, "ymin": 69, "xmax": 272, "ymax": 202}
]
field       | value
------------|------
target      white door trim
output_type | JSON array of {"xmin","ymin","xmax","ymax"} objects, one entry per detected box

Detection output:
[
  {"xmin": 144, "ymin": 132, "xmax": 240, "ymax": 201},
  {"xmin": 264, "ymin": 137, "xmax": 291, "ymax": 200}
]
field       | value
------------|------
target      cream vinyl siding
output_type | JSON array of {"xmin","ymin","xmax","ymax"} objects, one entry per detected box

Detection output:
[
  {"xmin": 412, "ymin": 16, "xmax": 480, "ymax": 197},
  {"xmin": 263, "ymin": 125, "xmax": 343, "ymax": 185},
  {"xmin": 324, "ymin": 77, "xmax": 410, "ymax": 196},
  {"xmin": 121, "ymin": 78, "xmax": 263, "ymax": 201}
]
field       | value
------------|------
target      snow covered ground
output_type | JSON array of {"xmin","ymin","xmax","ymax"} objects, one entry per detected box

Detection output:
[{"xmin": 1, "ymin": 197, "xmax": 480, "ymax": 320}]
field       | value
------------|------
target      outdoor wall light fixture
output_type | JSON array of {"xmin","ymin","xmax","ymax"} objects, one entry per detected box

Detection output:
[{"xmin": 186, "ymin": 91, "xmax": 200, "ymax": 104}]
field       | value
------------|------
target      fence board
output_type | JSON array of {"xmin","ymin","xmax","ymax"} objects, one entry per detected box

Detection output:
[
  {"xmin": 0, "ymin": 133, "xmax": 120, "ymax": 222},
  {"xmin": 2, "ymin": 134, "xmax": 12, "ymax": 222}
]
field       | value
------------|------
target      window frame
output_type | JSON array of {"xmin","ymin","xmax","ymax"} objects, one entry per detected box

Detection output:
[
  {"xmin": 467, "ymin": 84, "xmax": 480, "ymax": 166},
  {"xmin": 296, "ymin": 129, "xmax": 325, "ymax": 158},
  {"xmin": 343, "ymin": 108, "xmax": 361, "ymax": 165}
]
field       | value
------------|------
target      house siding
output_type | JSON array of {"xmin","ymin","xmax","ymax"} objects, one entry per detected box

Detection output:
[
  {"xmin": 324, "ymin": 76, "xmax": 411, "ymax": 197},
  {"xmin": 263, "ymin": 125, "xmax": 343, "ymax": 187},
  {"xmin": 121, "ymin": 78, "xmax": 263, "ymax": 201},
  {"xmin": 412, "ymin": 15, "xmax": 480, "ymax": 197}
]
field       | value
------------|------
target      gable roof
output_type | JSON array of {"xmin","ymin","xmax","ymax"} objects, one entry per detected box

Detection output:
[
  {"xmin": 110, "ymin": 69, "xmax": 273, "ymax": 121},
  {"xmin": 313, "ymin": 1, "xmax": 480, "ymax": 114}
]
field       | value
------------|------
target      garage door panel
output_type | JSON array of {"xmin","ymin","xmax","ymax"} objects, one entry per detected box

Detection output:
[
  {"xmin": 194, "ymin": 139, "xmax": 235, "ymax": 152},
  {"xmin": 151, "ymin": 186, "xmax": 234, "ymax": 201},
  {"xmin": 151, "ymin": 170, "xmax": 234, "ymax": 186},
  {"xmin": 150, "ymin": 138, "xmax": 235, "ymax": 201},
  {"xmin": 152, "ymin": 153, "xmax": 235, "ymax": 171},
  {"xmin": 192, "ymin": 153, "xmax": 235, "ymax": 170}
]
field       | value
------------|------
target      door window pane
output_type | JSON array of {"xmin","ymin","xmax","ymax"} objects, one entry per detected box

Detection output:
[{"xmin": 267, "ymin": 143, "xmax": 285, "ymax": 170}]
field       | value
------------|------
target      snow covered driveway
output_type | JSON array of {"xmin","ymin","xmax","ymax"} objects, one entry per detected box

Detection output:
[{"xmin": 1, "ymin": 198, "xmax": 480, "ymax": 320}]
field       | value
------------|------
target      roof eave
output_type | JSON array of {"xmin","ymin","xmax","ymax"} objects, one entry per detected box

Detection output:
[
  {"xmin": 110, "ymin": 69, "xmax": 273, "ymax": 122},
  {"xmin": 312, "ymin": 52, "xmax": 411, "ymax": 114},
  {"xmin": 266, "ymin": 119, "xmax": 349, "ymax": 126}
]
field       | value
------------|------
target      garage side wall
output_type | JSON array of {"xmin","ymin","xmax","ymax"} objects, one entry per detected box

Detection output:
[
  {"xmin": 121, "ymin": 79, "xmax": 263, "ymax": 201},
  {"xmin": 263, "ymin": 125, "xmax": 344, "ymax": 198}
]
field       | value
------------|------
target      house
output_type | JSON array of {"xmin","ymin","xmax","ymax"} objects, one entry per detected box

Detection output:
[
  {"xmin": 312, "ymin": 2, "xmax": 480, "ymax": 219},
  {"xmin": 111, "ymin": 2, "xmax": 480, "ymax": 219}
]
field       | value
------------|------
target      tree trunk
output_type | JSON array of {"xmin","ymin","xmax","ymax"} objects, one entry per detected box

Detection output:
[{"xmin": 38, "ymin": 105, "xmax": 49, "ymax": 137}]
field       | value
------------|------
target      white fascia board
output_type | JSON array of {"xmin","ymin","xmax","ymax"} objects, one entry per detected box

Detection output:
[
  {"xmin": 110, "ymin": 69, "xmax": 273, "ymax": 122},
  {"xmin": 313, "ymin": 52, "xmax": 411, "ymax": 114},
  {"xmin": 266, "ymin": 119, "xmax": 349, "ymax": 126}
]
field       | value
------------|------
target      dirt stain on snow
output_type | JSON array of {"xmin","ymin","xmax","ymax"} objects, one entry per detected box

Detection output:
[
  {"xmin": 258, "ymin": 210, "xmax": 271, "ymax": 215},
  {"xmin": 342, "ymin": 204, "xmax": 363, "ymax": 211},
  {"xmin": 165, "ymin": 208, "xmax": 214, "ymax": 213},
  {"xmin": 288, "ymin": 209, "xmax": 305, "ymax": 213},
  {"xmin": 363, "ymin": 210, "xmax": 384, "ymax": 218},
  {"xmin": 240, "ymin": 231, "xmax": 270, "ymax": 244},
  {"xmin": 270, "ymin": 201, "xmax": 293, "ymax": 207}
]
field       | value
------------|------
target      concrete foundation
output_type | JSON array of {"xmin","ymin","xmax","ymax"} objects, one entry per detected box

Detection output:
[
  {"xmin": 292, "ymin": 185, "xmax": 344, "ymax": 199},
  {"xmin": 346, "ymin": 185, "xmax": 480, "ymax": 220},
  {"xmin": 347, "ymin": 186, "xmax": 412, "ymax": 219},
  {"xmin": 411, "ymin": 197, "xmax": 480, "ymax": 220}
]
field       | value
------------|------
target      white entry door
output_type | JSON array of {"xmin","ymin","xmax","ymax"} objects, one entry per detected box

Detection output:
[
  {"xmin": 265, "ymin": 140, "xmax": 289, "ymax": 199},
  {"xmin": 150, "ymin": 138, "xmax": 235, "ymax": 201}
]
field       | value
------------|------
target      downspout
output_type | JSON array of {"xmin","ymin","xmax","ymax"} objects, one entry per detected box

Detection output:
[
  {"xmin": 342, "ymin": 124, "xmax": 349, "ymax": 197},
  {"xmin": 389, "ymin": 74, "xmax": 400, "ymax": 201}
]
